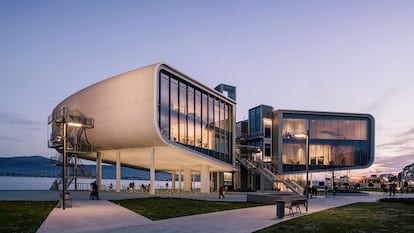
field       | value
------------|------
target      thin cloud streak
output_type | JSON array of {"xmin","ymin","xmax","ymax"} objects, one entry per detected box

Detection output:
[
  {"xmin": 374, "ymin": 154, "xmax": 414, "ymax": 172},
  {"xmin": 0, "ymin": 112, "xmax": 40, "ymax": 126},
  {"xmin": 377, "ymin": 127, "xmax": 414, "ymax": 149},
  {"xmin": 0, "ymin": 135, "xmax": 17, "ymax": 141}
]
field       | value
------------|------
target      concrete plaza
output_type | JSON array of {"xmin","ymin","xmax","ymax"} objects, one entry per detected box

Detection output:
[{"xmin": 0, "ymin": 190, "xmax": 399, "ymax": 233}]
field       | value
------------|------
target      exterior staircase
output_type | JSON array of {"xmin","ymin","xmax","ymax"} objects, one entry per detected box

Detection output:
[
  {"xmin": 49, "ymin": 154, "xmax": 93, "ymax": 191},
  {"xmin": 236, "ymin": 154, "xmax": 304, "ymax": 195},
  {"xmin": 48, "ymin": 107, "xmax": 94, "ymax": 191}
]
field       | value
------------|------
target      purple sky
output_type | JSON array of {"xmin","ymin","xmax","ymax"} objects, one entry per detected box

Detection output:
[{"xmin": 1, "ymin": 0, "xmax": 413, "ymax": 177}]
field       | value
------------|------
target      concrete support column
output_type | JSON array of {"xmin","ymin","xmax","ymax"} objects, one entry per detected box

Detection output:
[
  {"xmin": 178, "ymin": 171, "xmax": 182, "ymax": 191},
  {"xmin": 310, "ymin": 173, "xmax": 313, "ymax": 188},
  {"xmin": 150, "ymin": 147, "xmax": 155, "ymax": 195},
  {"xmin": 96, "ymin": 152, "xmax": 102, "ymax": 190},
  {"xmin": 210, "ymin": 172, "xmax": 214, "ymax": 192},
  {"xmin": 184, "ymin": 168, "xmax": 192, "ymax": 192},
  {"xmin": 216, "ymin": 172, "xmax": 221, "ymax": 191},
  {"xmin": 200, "ymin": 165, "xmax": 210, "ymax": 193},
  {"xmin": 116, "ymin": 151, "xmax": 121, "ymax": 192},
  {"xmin": 171, "ymin": 171, "xmax": 176, "ymax": 190},
  {"xmin": 260, "ymin": 173, "xmax": 264, "ymax": 191}
]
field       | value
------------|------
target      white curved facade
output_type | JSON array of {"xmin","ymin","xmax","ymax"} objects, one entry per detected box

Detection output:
[{"xmin": 52, "ymin": 63, "xmax": 236, "ymax": 193}]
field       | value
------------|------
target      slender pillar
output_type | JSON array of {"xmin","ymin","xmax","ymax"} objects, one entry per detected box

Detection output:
[
  {"xmin": 184, "ymin": 168, "xmax": 192, "ymax": 192},
  {"xmin": 150, "ymin": 147, "xmax": 155, "ymax": 195},
  {"xmin": 62, "ymin": 122, "xmax": 67, "ymax": 210},
  {"xmin": 74, "ymin": 155, "xmax": 78, "ymax": 191},
  {"xmin": 200, "ymin": 165, "xmax": 210, "ymax": 193},
  {"xmin": 96, "ymin": 152, "xmax": 102, "ymax": 190},
  {"xmin": 116, "ymin": 151, "xmax": 121, "ymax": 192},
  {"xmin": 260, "ymin": 173, "xmax": 264, "ymax": 191},
  {"xmin": 178, "ymin": 171, "xmax": 182, "ymax": 191},
  {"xmin": 210, "ymin": 172, "xmax": 214, "ymax": 192},
  {"xmin": 216, "ymin": 172, "xmax": 221, "ymax": 191},
  {"xmin": 171, "ymin": 171, "xmax": 176, "ymax": 190}
]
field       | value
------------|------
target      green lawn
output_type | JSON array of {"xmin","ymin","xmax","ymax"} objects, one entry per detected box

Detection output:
[
  {"xmin": 256, "ymin": 202, "xmax": 414, "ymax": 233},
  {"xmin": 4, "ymin": 198, "xmax": 414, "ymax": 233},
  {"xmin": 111, "ymin": 197, "xmax": 264, "ymax": 220},
  {"xmin": 0, "ymin": 201, "xmax": 56, "ymax": 233}
]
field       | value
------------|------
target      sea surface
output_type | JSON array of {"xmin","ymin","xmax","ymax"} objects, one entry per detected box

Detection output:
[{"xmin": 0, "ymin": 176, "xmax": 199, "ymax": 190}]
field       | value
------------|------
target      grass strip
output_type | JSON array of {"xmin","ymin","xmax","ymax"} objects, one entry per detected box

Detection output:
[
  {"xmin": 256, "ymin": 202, "xmax": 414, "ymax": 233},
  {"xmin": 0, "ymin": 201, "xmax": 57, "ymax": 233},
  {"xmin": 111, "ymin": 197, "xmax": 264, "ymax": 220}
]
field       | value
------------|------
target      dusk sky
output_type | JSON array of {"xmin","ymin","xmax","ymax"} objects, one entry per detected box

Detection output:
[{"xmin": 1, "ymin": 0, "xmax": 413, "ymax": 177}]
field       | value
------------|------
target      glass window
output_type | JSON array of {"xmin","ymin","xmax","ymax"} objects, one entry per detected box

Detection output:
[
  {"xmin": 282, "ymin": 143, "xmax": 305, "ymax": 165},
  {"xmin": 208, "ymin": 96, "xmax": 214, "ymax": 125},
  {"xmin": 202, "ymin": 122, "xmax": 209, "ymax": 149},
  {"xmin": 159, "ymin": 106, "xmax": 169, "ymax": 139},
  {"xmin": 195, "ymin": 119, "xmax": 202, "ymax": 147},
  {"xmin": 179, "ymin": 82, "xmax": 187, "ymax": 114},
  {"xmin": 214, "ymin": 98, "xmax": 220, "ymax": 128},
  {"xmin": 188, "ymin": 116, "xmax": 194, "ymax": 146},
  {"xmin": 264, "ymin": 143, "xmax": 271, "ymax": 162},
  {"xmin": 157, "ymin": 69, "xmax": 234, "ymax": 165},
  {"xmin": 202, "ymin": 93, "xmax": 208, "ymax": 121},
  {"xmin": 188, "ymin": 87, "xmax": 194, "ymax": 117},
  {"xmin": 195, "ymin": 90, "xmax": 202, "ymax": 119},
  {"xmin": 160, "ymin": 73, "xmax": 169, "ymax": 107},
  {"xmin": 264, "ymin": 118, "xmax": 272, "ymax": 138},
  {"xmin": 179, "ymin": 114, "xmax": 187, "ymax": 144},
  {"xmin": 355, "ymin": 120, "xmax": 368, "ymax": 140},
  {"xmin": 170, "ymin": 111, "xmax": 178, "ymax": 142},
  {"xmin": 283, "ymin": 118, "xmax": 307, "ymax": 137},
  {"xmin": 220, "ymin": 101, "xmax": 225, "ymax": 130},
  {"xmin": 170, "ymin": 78, "xmax": 179, "ymax": 111}
]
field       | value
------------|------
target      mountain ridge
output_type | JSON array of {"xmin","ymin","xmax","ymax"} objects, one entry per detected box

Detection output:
[{"xmin": 0, "ymin": 155, "xmax": 170, "ymax": 180}]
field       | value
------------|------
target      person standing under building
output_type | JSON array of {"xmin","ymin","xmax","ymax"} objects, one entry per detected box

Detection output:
[{"xmin": 90, "ymin": 181, "xmax": 99, "ymax": 200}]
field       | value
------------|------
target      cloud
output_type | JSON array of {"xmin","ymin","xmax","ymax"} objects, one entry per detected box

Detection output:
[
  {"xmin": 0, "ymin": 135, "xmax": 18, "ymax": 141},
  {"xmin": 398, "ymin": 128, "xmax": 414, "ymax": 137},
  {"xmin": 377, "ymin": 127, "xmax": 414, "ymax": 152},
  {"xmin": 373, "ymin": 154, "xmax": 414, "ymax": 174},
  {"xmin": 364, "ymin": 85, "xmax": 399, "ymax": 113},
  {"xmin": 0, "ymin": 112, "xmax": 40, "ymax": 126}
]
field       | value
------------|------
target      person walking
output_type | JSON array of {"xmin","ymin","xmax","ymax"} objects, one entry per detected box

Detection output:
[{"xmin": 218, "ymin": 186, "xmax": 225, "ymax": 199}]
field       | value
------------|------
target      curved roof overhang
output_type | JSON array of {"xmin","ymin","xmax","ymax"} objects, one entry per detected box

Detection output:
[{"xmin": 54, "ymin": 63, "xmax": 235, "ymax": 172}]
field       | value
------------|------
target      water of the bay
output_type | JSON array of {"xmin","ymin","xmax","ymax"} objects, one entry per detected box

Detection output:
[{"xmin": 0, "ymin": 176, "xmax": 197, "ymax": 190}]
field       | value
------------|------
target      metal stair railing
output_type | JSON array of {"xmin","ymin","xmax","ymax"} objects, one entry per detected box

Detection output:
[
  {"xmin": 235, "ymin": 153, "xmax": 305, "ymax": 195},
  {"xmin": 281, "ymin": 179, "xmax": 305, "ymax": 194},
  {"xmin": 49, "ymin": 153, "xmax": 93, "ymax": 190},
  {"xmin": 236, "ymin": 154, "xmax": 257, "ymax": 169},
  {"xmin": 257, "ymin": 162, "xmax": 303, "ymax": 195}
]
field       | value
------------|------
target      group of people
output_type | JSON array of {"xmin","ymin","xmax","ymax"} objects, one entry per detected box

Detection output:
[
  {"xmin": 89, "ymin": 181, "xmax": 226, "ymax": 199},
  {"xmin": 304, "ymin": 185, "xmax": 327, "ymax": 198},
  {"xmin": 383, "ymin": 183, "xmax": 398, "ymax": 196},
  {"xmin": 128, "ymin": 181, "xmax": 135, "ymax": 191}
]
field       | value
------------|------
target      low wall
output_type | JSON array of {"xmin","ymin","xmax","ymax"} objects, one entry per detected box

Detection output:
[{"xmin": 247, "ymin": 192, "xmax": 301, "ymax": 204}]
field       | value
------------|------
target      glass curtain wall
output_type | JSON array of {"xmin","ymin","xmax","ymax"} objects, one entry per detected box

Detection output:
[
  {"xmin": 281, "ymin": 114, "xmax": 372, "ymax": 172},
  {"xmin": 158, "ymin": 70, "xmax": 233, "ymax": 164}
]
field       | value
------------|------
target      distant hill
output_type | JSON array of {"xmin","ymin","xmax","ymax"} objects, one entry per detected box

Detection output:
[{"xmin": 0, "ymin": 155, "xmax": 170, "ymax": 180}]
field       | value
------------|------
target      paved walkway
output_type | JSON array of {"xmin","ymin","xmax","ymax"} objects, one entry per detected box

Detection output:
[{"xmin": 1, "ymin": 190, "xmax": 406, "ymax": 233}]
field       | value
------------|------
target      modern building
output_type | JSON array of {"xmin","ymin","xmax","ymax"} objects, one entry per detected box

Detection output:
[
  {"xmin": 236, "ymin": 106, "xmax": 375, "ymax": 191},
  {"xmin": 48, "ymin": 63, "xmax": 236, "ymax": 194},
  {"xmin": 48, "ymin": 64, "xmax": 375, "ymax": 194},
  {"xmin": 399, "ymin": 163, "xmax": 414, "ymax": 187}
]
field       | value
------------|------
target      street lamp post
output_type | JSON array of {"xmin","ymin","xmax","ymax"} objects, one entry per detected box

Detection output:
[
  {"xmin": 62, "ymin": 121, "xmax": 67, "ymax": 210},
  {"xmin": 305, "ymin": 130, "xmax": 309, "ymax": 212},
  {"xmin": 62, "ymin": 121, "xmax": 85, "ymax": 210}
]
